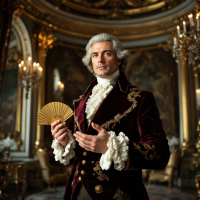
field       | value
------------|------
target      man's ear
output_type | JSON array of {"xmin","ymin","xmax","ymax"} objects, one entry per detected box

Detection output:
[{"xmin": 117, "ymin": 59, "xmax": 122, "ymax": 66}]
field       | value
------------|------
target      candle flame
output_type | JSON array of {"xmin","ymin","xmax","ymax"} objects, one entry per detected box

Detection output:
[
  {"xmin": 28, "ymin": 57, "xmax": 31, "ymax": 61},
  {"xmin": 177, "ymin": 26, "xmax": 180, "ymax": 29},
  {"xmin": 58, "ymin": 81, "xmax": 61, "ymax": 85},
  {"xmin": 33, "ymin": 62, "xmax": 36, "ymax": 66},
  {"xmin": 21, "ymin": 61, "xmax": 24, "ymax": 64},
  {"xmin": 183, "ymin": 21, "xmax": 186, "ymax": 25},
  {"xmin": 23, "ymin": 67, "xmax": 26, "ymax": 71},
  {"xmin": 37, "ymin": 63, "xmax": 39, "ymax": 67},
  {"xmin": 39, "ymin": 67, "xmax": 42, "ymax": 71},
  {"xmin": 196, "ymin": 89, "xmax": 200, "ymax": 93},
  {"xmin": 18, "ymin": 64, "xmax": 21, "ymax": 67}
]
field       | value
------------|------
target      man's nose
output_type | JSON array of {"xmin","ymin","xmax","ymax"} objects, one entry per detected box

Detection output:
[{"xmin": 98, "ymin": 53, "xmax": 104, "ymax": 63}]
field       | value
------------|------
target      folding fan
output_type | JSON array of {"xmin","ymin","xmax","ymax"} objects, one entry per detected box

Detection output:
[{"xmin": 37, "ymin": 102, "xmax": 73, "ymax": 125}]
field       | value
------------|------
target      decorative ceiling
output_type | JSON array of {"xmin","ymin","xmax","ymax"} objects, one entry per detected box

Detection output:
[
  {"xmin": 18, "ymin": 0, "xmax": 195, "ymax": 42},
  {"xmin": 46, "ymin": 0, "xmax": 184, "ymax": 20}
]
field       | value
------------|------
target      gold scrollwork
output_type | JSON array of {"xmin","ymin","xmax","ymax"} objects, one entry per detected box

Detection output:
[
  {"xmin": 101, "ymin": 87, "xmax": 141, "ymax": 130},
  {"xmin": 113, "ymin": 188, "xmax": 131, "ymax": 200},
  {"xmin": 133, "ymin": 143, "xmax": 161, "ymax": 160},
  {"xmin": 93, "ymin": 161, "xmax": 109, "ymax": 181}
]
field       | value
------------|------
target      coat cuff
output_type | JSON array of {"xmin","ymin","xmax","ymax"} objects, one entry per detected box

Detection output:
[
  {"xmin": 100, "ymin": 131, "xmax": 129, "ymax": 171},
  {"xmin": 51, "ymin": 130, "xmax": 76, "ymax": 165}
]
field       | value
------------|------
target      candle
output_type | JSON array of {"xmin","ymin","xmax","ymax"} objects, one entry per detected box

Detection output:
[
  {"xmin": 177, "ymin": 26, "xmax": 180, "ymax": 37},
  {"xmin": 197, "ymin": 14, "xmax": 200, "ymax": 29},
  {"xmin": 188, "ymin": 14, "xmax": 194, "ymax": 26},
  {"xmin": 173, "ymin": 37, "xmax": 177, "ymax": 46},
  {"xmin": 33, "ymin": 62, "xmax": 37, "ymax": 72},
  {"xmin": 23, "ymin": 67, "xmax": 26, "ymax": 76},
  {"xmin": 38, "ymin": 67, "xmax": 43, "ymax": 78},
  {"xmin": 18, "ymin": 63, "xmax": 22, "ymax": 74},
  {"xmin": 183, "ymin": 21, "xmax": 187, "ymax": 33},
  {"xmin": 28, "ymin": 57, "xmax": 31, "ymax": 67}
]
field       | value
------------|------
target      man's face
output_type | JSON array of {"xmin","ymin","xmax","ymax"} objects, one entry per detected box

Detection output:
[{"xmin": 91, "ymin": 41, "xmax": 121, "ymax": 78}]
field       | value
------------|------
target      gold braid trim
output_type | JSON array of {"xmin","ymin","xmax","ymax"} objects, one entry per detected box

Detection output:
[
  {"xmin": 113, "ymin": 188, "xmax": 131, "ymax": 200},
  {"xmin": 133, "ymin": 143, "xmax": 161, "ymax": 160},
  {"xmin": 72, "ymin": 84, "xmax": 92, "ymax": 133},
  {"xmin": 74, "ymin": 114, "xmax": 81, "ymax": 132},
  {"xmin": 93, "ymin": 161, "xmax": 109, "ymax": 181},
  {"xmin": 101, "ymin": 87, "xmax": 141, "ymax": 130}
]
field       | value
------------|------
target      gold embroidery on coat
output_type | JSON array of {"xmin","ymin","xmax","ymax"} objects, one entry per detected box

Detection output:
[
  {"xmin": 113, "ymin": 188, "xmax": 131, "ymax": 200},
  {"xmin": 101, "ymin": 88, "xmax": 141, "ymax": 130},
  {"xmin": 133, "ymin": 143, "xmax": 161, "ymax": 160},
  {"xmin": 93, "ymin": 161, "xmax": 109, "ymax": 181}
]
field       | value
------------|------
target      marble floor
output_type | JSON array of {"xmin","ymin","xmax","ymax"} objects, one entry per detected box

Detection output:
[{"xmin": 6, "ymin": 183, "xmax": 197, "ymax": 200}]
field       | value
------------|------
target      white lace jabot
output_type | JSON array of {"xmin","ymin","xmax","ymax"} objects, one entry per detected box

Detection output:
[{"xmin": 85, "ymin": 70, "xmax": 119, "ymax": 125}]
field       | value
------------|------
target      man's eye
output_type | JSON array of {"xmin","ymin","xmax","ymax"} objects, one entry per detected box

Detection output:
[
  {"xmin": 105, "ymin": 52, "xmax": 110, "ymax": 56},
  {"xmin": 92, "ymin": 54, "xmax": 97, "ymax": 57}
]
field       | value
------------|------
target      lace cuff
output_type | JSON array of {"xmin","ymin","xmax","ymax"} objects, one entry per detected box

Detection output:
[
  {"xmin": 100, "ymin": 131, "xmax": 129, "ymax": 171},
  {"xmin": 51, "ymin": 130, "xmax": 76, "ymax": 165}
]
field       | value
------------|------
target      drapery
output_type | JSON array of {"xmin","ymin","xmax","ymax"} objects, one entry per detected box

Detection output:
[{"xmin": 0, "ymin": 0, "xmax": 15, "ymax": 96}]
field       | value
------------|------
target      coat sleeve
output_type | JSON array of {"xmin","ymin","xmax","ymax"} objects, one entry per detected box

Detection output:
[{"xmin": 127, "ymin": 92, "xmax": 170, "ymax": 170}]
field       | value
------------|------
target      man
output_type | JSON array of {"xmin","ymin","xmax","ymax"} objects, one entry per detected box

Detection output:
[{"xmin": 51, "ymin": 33, "xmax": 170, "ymax": 200}]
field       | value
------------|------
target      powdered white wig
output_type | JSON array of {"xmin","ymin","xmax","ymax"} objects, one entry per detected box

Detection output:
[{"xmin": 82, "ymin": 33, "xmax": 130, "ymax": 74}]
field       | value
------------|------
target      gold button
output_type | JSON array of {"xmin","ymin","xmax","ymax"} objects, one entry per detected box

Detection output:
[
  {"xmin": 95, "ymin": 185, "xmax": 103, "ymax": 193},
  {"xmin": 78, "ymin": 176, "xmax": 82, "ymax": 181},
  {"xmin": 75, "ymin": 170, "xmax": 78, "ymax": 176},
  {"xmin": 81, "ymin": 170, "xmax": 85, "ymax": 175},
  {"xmin": 83, "ymin": 151, "xmax": 87, "ymax": 156},
  {"xmin": 82, "ymin": 160, "xmax": 86, "ymax": 165},
  {"xmin": 71, "ymin": 180, "xmax": 74, "ymax": 187}
]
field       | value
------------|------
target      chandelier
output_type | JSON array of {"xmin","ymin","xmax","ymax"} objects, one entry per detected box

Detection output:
[
  {"xmin": 173, "ymin": 2, "xmax": 200, "ymax": 65},
  {"xmin": 18, "ymin": 57, "xmax": 43, "ymax": 99}
]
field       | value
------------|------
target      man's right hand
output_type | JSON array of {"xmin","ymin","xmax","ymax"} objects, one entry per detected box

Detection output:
[{"xmin": 51, "ymin": 120, "xmax": 69, "ymax": 148}]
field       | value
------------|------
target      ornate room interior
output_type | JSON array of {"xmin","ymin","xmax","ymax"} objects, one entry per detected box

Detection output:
[{"xmin": 0, "ymin": 0, "xmax": 200, "ymax": 199}]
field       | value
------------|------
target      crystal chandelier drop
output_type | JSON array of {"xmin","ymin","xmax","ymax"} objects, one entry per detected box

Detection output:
[
  {"xmin": 18, "ymin": 57, "xmax": 43, "ymax": 99},
  {"xmin": 173, "ymin": 2, "xmax": 200, "ymax": 65}
]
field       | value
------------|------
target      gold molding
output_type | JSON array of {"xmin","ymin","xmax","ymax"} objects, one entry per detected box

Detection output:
[
  {"xmin": 72, "ymin": 0, "xmax": 108, "ymax": 8},
  {"xmin": 63, "ymin": 0, "xmax": 165, "ymax": 16}
]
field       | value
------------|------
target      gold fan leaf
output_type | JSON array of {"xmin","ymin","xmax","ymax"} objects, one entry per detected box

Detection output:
[{"xmin": 37, "ymin": 102, "xmax": 73, "ymax": 125}]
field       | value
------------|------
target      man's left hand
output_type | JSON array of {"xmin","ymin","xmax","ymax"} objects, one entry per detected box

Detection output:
[{"xmin": 73, "ymin": 122, "xmax": 109, "ymax": 154}]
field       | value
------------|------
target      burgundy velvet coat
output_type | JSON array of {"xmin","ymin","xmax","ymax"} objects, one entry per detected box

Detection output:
[{"xmin": 63, "ymin": 73, "xmax": 170, "ymax": 200}]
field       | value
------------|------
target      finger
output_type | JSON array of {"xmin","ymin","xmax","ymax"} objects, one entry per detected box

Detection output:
[
  {"xmin": 78, "ymin": 140, "xmax": 94, "ymax": 152},
  {"xmin": 54, "ymin": 122, "xmax": 67, "ymax": 133},
  {"xmin": 51, "ymin": 120, "xmax": 61, "ymax": 131},
  {"xmin": 55, "ymin": 127, "xmax": 68, "ymax": 138},
  {"xmin": 57, "ymin": 132, "xmax": 68, "ymax": 142},
  {"xmin": 91, "ymin": 122, "xmax": 103, "ymax": 132},
  {"xmin": 75, "ymin": 135, "xmax": 91, "ymax": 146},
  {"xmin": 75, "ymin": 131, "xmax": 93, "ymax": 141}
]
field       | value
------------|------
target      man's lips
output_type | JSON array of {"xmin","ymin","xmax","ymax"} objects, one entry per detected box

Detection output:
[{"xmin": 97, "ymin": 65, "xmax": 107, "ymax": 69}]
